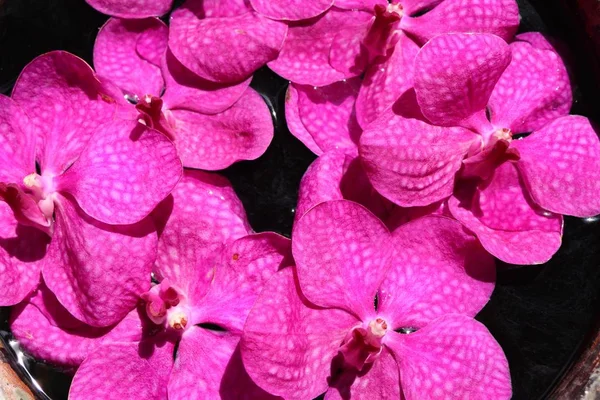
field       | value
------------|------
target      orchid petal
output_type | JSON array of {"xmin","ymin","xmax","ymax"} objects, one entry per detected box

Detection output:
[
  {"xmin": 169, "ymin": 4, "xmax": 287, "ymax": 83},
  {"xmin": 328, "ymin": 20, "xmax": 372, "ymax": 78},
  {"xmin": 94, "ymin": 18, "xmax": 167, "ymax": 98},
  {"xmin": 0, "ymin": 95, "xmax": 36, "ymax": 182},
  {"xmin": 285, "ymin": 84, "xmax": 323, "ymax": 155},
  {"xmin": 42, "ymin": 195, "xmax": 155, "ymax": 327},
  {"xmin": 359, "ymin": 111, "xmax": 477, "ymax": 207},
  {"xmin": 12, "ymin": 51, "xmax": 118, "ymax": 174},
  {"xmin": 489, "ymin": 33, "xmax": 572, "ymax": 134},
  {"xmin": 56, "ymin": 120, "xmax": 181, "ymax": 225},
  {"xmin": 241, "ymin": 268, "xmax": 359, "ymax": 400},
  {"xmin": 335, "ymin": 0, "xmax": 388, "ymax": 11},
  {"xmin": 379, "ymin": 216, "xmax": 495, "ymax": 329},
  {"xmin": 69, "ymin": 339, "xmax": 174, "ymax": 400},
  {"xmin": 85, "ymin": 0, "xmax": 173, "ymax": 18},
  {"xmin": 292, "ymin": 200, "xmax": 392, "ymax": 319},
  {"xmin": 250, "ymin": 0, "xmax": 333, "ymax": 21},
  {"xmin": 401, "ymin": 0, "xmax": 519, "ymax": 44},
  {"xmin": 413, "ymin": 33, "xmax": 511, "ymax": 130},
  {"xmin": 513, "ymin": 115, "xmax": 600, "ymax": 218},
  {"xmin": 387, "ymin": 315, "xmax": 512, "ymax": 400},
  {"xmin": 169, "ymin": 88, "xmax": 273, "ymax": 170}
]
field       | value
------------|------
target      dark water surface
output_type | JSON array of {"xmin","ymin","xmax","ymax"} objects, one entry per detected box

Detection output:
[{"xmin": 1, "ymin": 0, "xmax": 600, "ymax": 399}]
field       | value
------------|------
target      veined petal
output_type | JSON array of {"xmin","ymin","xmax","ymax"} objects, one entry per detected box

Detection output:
[
  {"xmin": 285, "ymin": 84, "xmax": 324, "ymax": 155},
  {"xmin": 0, "ymin": 95, "xmax": 36, "ymax": 182},
  {"xmin": 85, "ymin": 0, "xmax": 173, "ymax": 18},
  {"xmin": 250, "ymin": 0, "xmax": 333, "ymax": 21}
]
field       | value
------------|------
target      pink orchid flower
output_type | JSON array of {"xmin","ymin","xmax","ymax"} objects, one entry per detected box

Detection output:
[
  {"xmin": 11, "ymin": 170, "xmax": 290, "ymax": 399},
  {"xmin": 266, "ymin": 0, "xmax": 519, "ymax": 87},
  {"xmin": 85, "ymin": 0, "xmax": 173, "ymax": 18},
  {"xmin": 360, "ymin": 32, "xmax": 600, "ymax": 265},
  {"xmin": 94, "ymin": 17, "xmax": 274, "ymax": 170},
  {"xmin": 168, "ymin": 0, "xmax": 288, "ymax": 84},
  {"xmin": 242, "ymin": 200, "xmax": 510, "ymax": 399},
  {"xmin": 0, "ymin": 51, "xmax": 182, "ymax": 327}
]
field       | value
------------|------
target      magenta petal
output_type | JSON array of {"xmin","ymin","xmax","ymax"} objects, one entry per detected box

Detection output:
[
  {"xmin": 250, "ymin": 0, "xmax": 333, "ymax": 20},
  {"xmin": 154, "ymin": 169, "xmax": 250, "ymax": 298},
  {"xmin": 0, "ymin": 203, "xmax": 48, "ymax": 306},
  {"xmin": 43, "ymin": 195, "xmax": 155, "ymax": 327},
  {"xmin": 94, "ymin": 18, "xmax": 167, "ymax": 97},
  {"xmin": 69, "ymin": 339, "xmax": 174, "ymax": 400},
  {"xmin": 169, "ymin": 5, "xmax": 287, "ymax": 83},
  {"xmin": 56, "ymin": 120, "xmax": 181, "ymax": 225},
  {"xmin": 359, "ymin": 111, "xmax": 477, "ymax": 207},
  {"xmin": 0, "ymin": 95, "xmax": 36, "ymax": 181},
  {"xmin": 161, "ymin": 51, "xmax": 251, "ymax": 115},
  {"xmin": 85, "ymin": 0, "xmax": 173, "ymax": 18},
  {"xmin": 356, "ymin": 33, "xmax": 419, "ymax": 128},
  {"xmin": 241, "ymin": 268, "xmax": 359, "ymax": 400},
  {"xmin": 513, "ymin": 116, "xmax": 600, "ymax": 217},
  {"xmin": 328, "ymin": 20, "xmax": 372, "ymax": 77},
  {"xmin": 387, "ymin": 315, "xmax": 512, "ymax": 400},
  {"xmin": 294, "ymin": 78, "xmax": 362, "ymax": 153},
  {"xmin": 169, "ymin": 88, "xmax": 273, "ymax": 170},
  {"xmin": 292, "ymin": 200, "xmax": 392, "ymax": 319},
  {"xmin": 489, "ymin": 33, "xmax": 572, "ymax": 134},
  {"xmin": 193, "ymin": 232, "xmax": 291, "ymax": 332},
  {"xmin": 325, "ymin": 347, "xmax": 401, "ymax": 399},
  {"xmin": 414, "ymin": 33, "xmax": 511, "ymax": 130},
  {"xmin": 379, "ymin": 216, "xmax": 495, "ymax": 329},
  {"xmin": 401, "ymin": 0, "xmax": 519, "ymax": 43},
  {"xmin": 268, "ymin": 9, "xmax": 369, "ymax": 86},
  {"xmin": 10, "ymin": 286, "xmax": 111, "ymax": 367},
  {"xmin": 335, "ymin": 0, "xmax": 388, "ymax": 11},
  {"xmin": 12, "ymin": 52, "xmax": 119, "ymax": 174},
  {"xmin": 285, "ymin": 84, "xmax": 324, "ymax": 155},
  {"xmin": 449, "ymin": 163, "xmax": 563, "ymax": 265}
]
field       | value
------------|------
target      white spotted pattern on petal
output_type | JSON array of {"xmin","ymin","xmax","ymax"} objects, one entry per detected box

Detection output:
[{"xmin": 85, "ymin": 0, "xmax": 173, "ymax": 18}]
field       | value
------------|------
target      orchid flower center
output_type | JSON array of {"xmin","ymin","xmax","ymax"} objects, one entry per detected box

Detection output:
[
  {"xmin": 363, "ymin": 2, "xmax": 404, "ymax": 61},
  {"xmin": 491, "ymin": 127, "xmax": 513, "ymax": 143},
  {"xmin": 338, "ymin": 318, "xmax": 389, "ymax": 371},
  {"xmin": 141, "ymin": 282, "xmax": 190, "ymax": 334},
  {"xmin": 135, "ymin": 95, "xmax": 176, "ymax": 140},
  {"xmin": 22, "ymin": 173, "xmax": 55, "ymax": 221}
]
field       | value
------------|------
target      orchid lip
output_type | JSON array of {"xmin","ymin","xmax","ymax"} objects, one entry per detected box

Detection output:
[
  {"xmin": 22, "ymin": 172, "xmax": 56, "ymax": 221},
  {"xmin": 338, "ymin": 317, "xmax": 390, "ymax": 371}
]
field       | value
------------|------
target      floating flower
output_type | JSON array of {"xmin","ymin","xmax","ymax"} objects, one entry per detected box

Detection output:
[
  {"xmin": 0, "ymin": 51, "xmax": 182, "ymax": 326},
  {"xmin": 85, "ymin": 0, "xmax": 173, "ymax": 18},
  {"xmin": 266, "ymin": 0, "xmax": 519, "ymax": 87},
  {"xmin": 94, "ymin": 17, "xmax": 274, "ymax": 170},
  {"xmin": 168, "ymin": 0, "xmax": 288, "ymax": 84},
  {"xmin": 360, "ymin": 32, "xmax": 600, "ymax": 264},
  {"xmin": 242, "ymin": 200, "xmax": 509, "ymax": 399}
]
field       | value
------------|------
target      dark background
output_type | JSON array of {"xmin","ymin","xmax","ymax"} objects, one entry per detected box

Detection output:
[{"xmin": 1, "ymin": 0, "xmax": 600, "ymax": 399}]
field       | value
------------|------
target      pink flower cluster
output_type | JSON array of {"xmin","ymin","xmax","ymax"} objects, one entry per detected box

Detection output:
[{"xmin": 0, "ymin": 0, "xmax": 598, "ymax": 399}]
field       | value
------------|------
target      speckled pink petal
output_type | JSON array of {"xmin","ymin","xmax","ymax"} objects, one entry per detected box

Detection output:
[
  {"xmin": 0, "ymin": 96, "xmax": 36, "ymax": 182},
  {"xmin": 153, "ymin": 169, "xmax": 250, "ymax": 299},
  {"xmin": 328, "ymin": 18, "xmax": 372, "ymax": 77},
  {"xmin": 292, "ymin": 200, "xmax": 392, "ymax": 319},
  {"xmin": 356, "ymin": 33, "xmax": 419, "ymax": 129},
  {"xmin": 378, "ymin": 216, "xmax": 495, "ymax": 329},
  {"xmin": 0, "ymin": 183, "xmax": 50, "ymax": 230},
  {"xmin": 43, "ymin": 195, "xmax": 155, "ymax": 327},
  {"xmin": 413, "ymin": 33, "xmax": 511, "ymax": 131},
  {"xmin": 10, "ymin": 286, "xmax": 112, "ymax": 367},
  {"xmin": 401, "ymin": 0, "xmax": 519, "ymax": 44},
  {"xmin": 169, "ymin": 5, "xmax": 287, "ymax": 83},
  {"xmin": 325, "ymin": 347, "xmax": 401, "ymax": 400},
  {"xmin": 387, "ymin": 315, "xmax": 512, "ymax": 400},
  {"xmin": 295, "ymin": 78, "xmax": 362, "ymax": 153},
  {"xmin": 11, "ymin": 51, "xmax": 117, "ymax": 174},
  {"xmin": 285, "ymin": 84, "xmax": 323, "ymax": 155},
  {"xmin": 192, "ymin": 232, "xmax": 291, "ymax": 332},
  {"xmin": 241, "ymin": 268, "xmax": 359, "ymax": 400},
  {"xmin": 85, "ymin": 0, "xmax": 172, "ymax": 18},
  {"xmin": 359, "ymin": 111, "xmax": 477, "ymax": 207},
  {"xmin": 69, "ymin": 339, "xmax": 174, "ymax": 400},
  {"xmin": 513, "ymin": 115, "xmax": 600, "ymax": 218},
  {"xmin": 449, "ymin": 163, "xmax": 563, "ymax": 265},
  {"xmin": 268, "ymin": 8, "xmax": 369, "ymax": 86},
  {"xmin": 161, "ymin": 51, "xmax": 251, "ymax": 115},
  {"xmin": 94, "ymin": 18, "xmax": 167, "ymax": 98},
  {"xmin": 250, "ymin": 0, "xmax": 333, "ymax": 20},
  {"xmin": 514, "ymin": 31, "xmax": 557, "ymax": 51},
  {"xmin": 169, "ymin": 88, "xmax": 273, "ymax": 170},
  {"xmin": 0, "ymin": 203, "xmax": 48, "ymax": 306},
  {"xmin": 56, "ymin": 120, "xmax": 181, "ymax": 225},
  {"xmin": 335, "ymin": 0, "xmax": 388, "ymax": 11},
  {"xmin": 489, "ymin": 34, "xmax": 571, "ymax": 134}
]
